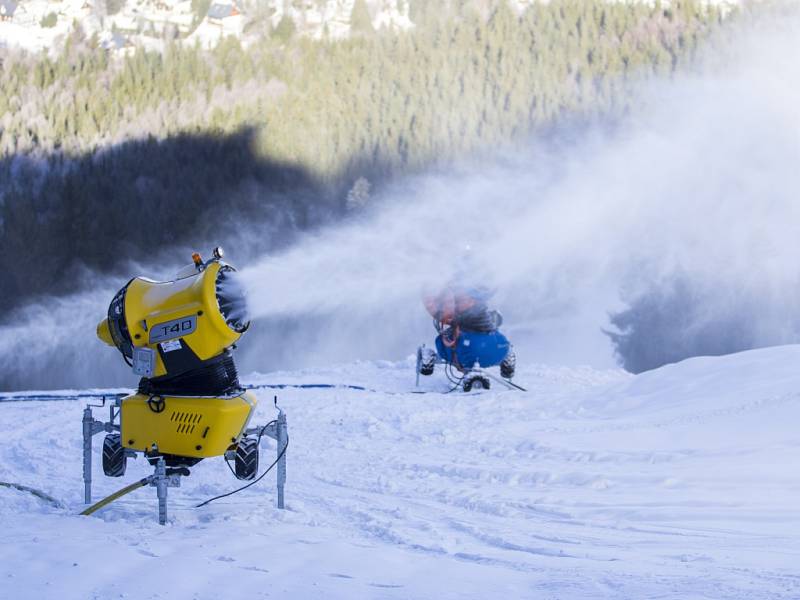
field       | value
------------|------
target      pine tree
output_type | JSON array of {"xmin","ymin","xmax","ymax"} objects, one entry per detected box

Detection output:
[
  {"xmin": 272, "ymin": 14, "xmax": 296, "ymax": 43},
  {"xmin": 350, "ymin": 0, "xmax": 374, "ymax": 36}
]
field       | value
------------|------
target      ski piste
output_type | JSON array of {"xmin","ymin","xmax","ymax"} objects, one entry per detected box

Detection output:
[
  {"xmin": 1, "ymin": 362, "xmax": 526, "ymax": 524},
  {"xmin": 2, "ymin": 347, "xmax": 799, "ymax": 599}
]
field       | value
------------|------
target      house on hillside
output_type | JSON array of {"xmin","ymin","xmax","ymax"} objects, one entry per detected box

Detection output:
[
  {"xmin": 204, "ymin": 1, "xmax": 243, "ymax": 36},
  {"xmin": 207, "ymin": 2, "xmax": 238, "ymax": 24},
  {"xmin": 101, "ymin": 31, "xmax": 133, "ymax": 53},
  {"xmin": 0, "ymin": 0, "xmax": 17, "ymax": 22}
]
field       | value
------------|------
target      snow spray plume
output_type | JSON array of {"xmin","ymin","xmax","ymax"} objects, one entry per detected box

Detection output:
[
  {"xmin": 0, "ymin": 288, "xmax": 131, "ymax": 390},
  {"xmin": 1, "ymin": 15, "xmax": 800, "ymax": 389},
  {"xmin": 0, "ymin": 257, "xmax": 187, "ymax": 391},
  {"xmin": 235, "ymin": 15, "xmax": 800, "ymax": 375}
]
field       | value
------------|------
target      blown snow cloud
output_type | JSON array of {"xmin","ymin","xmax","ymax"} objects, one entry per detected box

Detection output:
[
  {"xmin": 1, "ymin": 15, "xmax": 799, "ymax": 389},
  {"xmin": 235, "ymin": 15, "xmax": 800, "ymax": 374}
]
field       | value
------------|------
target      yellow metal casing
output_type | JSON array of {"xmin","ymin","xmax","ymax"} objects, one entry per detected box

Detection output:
[
  {"xmin": 122, "ymin": 261, "xmax": 242, "ymax": 378},
  {"xmin": 120, "ymin": 391, "xmax": 258, "ymax": 458},
  {"xmin": 96, "ymin": 318, "xmax": 114, "ymax": 347}
]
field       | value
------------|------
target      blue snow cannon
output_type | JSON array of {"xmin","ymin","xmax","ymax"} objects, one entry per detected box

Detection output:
[{"xmin": 416, "ymin": 285, "xmax": 517, "ymax": 391}]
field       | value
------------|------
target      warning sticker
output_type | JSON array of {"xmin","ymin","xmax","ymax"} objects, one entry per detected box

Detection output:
[{"xmin": 160, "ymin": 339, "xmax": 182, "ymax": 353}]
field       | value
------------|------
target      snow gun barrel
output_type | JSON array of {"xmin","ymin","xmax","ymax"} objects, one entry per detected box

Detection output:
[{"xmin": 96, "ymin": 247, "xmax": 249, "ymax": 381}]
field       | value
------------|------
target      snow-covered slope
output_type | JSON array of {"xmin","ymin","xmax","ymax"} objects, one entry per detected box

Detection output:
[{"xmin": 1, "ymin": 346, "xmax": 799, "ymax": 598}]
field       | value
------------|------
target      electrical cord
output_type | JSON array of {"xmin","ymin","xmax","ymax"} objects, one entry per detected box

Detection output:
[
  {"xmin": 223, "ymin": 455, "xmax": 237, "ymax": 478},
  {"xmin": 443, "ymin": 362, "xmax": 460, "ymax": 384},
  {"xmin": 198, "ymin": 423, "xmax": 287, "ymax": 508},
  {"xmin": 197, "ymin": 438, "xmax": 288, "ymax": 508},
  {"xmin": 255, "ymin": 419, "xmax": 277, "ymax": 448},
  {"xmin": 444, "ymin": 362, "xmax": 466, "ymax": 393}
]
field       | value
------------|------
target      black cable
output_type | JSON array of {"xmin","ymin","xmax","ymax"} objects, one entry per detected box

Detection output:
[
  {"xmin": 196, "ymin": 437, "xmax": 288, "ymax": 508},
  {"xmin": 443, "ymin": 362, "xmax": 459, "ymax": 384},
  {"xmin": 256, "ymin": 420, "xmax": 277, "ymax": 447},
  {"xmin": 223, "ymin": 455, "xmax": 237, "ymax": 478},
  {"xmin": 443, "ymin": 361, "xmax": 466, "ymax": 393},
  {"xmin": 446, "ymin": 362, "xmax": 464, "ymax": 385},
  {"xmin": 197, "ymin": 420, "xmax": 285, "ymax": 508},
  {"xmin": 446, "ymin": 379, "xmax": 464, "ymax": 394}
]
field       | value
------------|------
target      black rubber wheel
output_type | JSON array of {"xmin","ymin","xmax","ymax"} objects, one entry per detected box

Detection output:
[
  {"xmin": 500, "ymin": 349, "xmax": 516, "ymax": 379},
  {"xmin": 102, "ymin": 433, "xmax": 127, "ymax": 477},
  {"xmin": 234, "ymin": 437, "xmax": 259, "ymax": 480},
  {"xmin": 417, "ymin": 347, "xmax": 435, "ymax": 376},
  {"xmin": 463, "ymin": 376, "xmax": 490, "ymax": 392}
]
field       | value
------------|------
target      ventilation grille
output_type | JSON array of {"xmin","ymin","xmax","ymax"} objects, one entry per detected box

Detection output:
[{"xmin": 171, "ymin": 411, "xmax": 202, "ymax": 434}]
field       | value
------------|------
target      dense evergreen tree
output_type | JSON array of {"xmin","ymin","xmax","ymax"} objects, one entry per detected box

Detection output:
[
  {"xmin": 350, "ymin": 0, "xmax": 375, "ymax": 35},
  {"xmin": 191, "ymin": 0, "xmax": 211, "ymax": 21},
  {"xmin": 272, "ymin": 14, "xmax": 296, "ymax": 42},
  {"xmin": 0, "ymin": 0, "xmax": 737, "ymax": 174}
]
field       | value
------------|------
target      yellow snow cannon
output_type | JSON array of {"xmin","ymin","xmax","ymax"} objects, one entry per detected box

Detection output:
[
  {"xmin": 95, "ymin": 247, "xmax": 259, "ymax": 467},
  {"xmin": 82, "ymin": 248, "xmax": 287, "ymax": 525}
]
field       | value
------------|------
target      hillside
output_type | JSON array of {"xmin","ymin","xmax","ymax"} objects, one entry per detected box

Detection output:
[{"xmin": 0, "ymin": 0, "xmax": 739, "ymax": 328}]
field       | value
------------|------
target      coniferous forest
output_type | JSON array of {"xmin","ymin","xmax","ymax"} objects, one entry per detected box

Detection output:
[{"xmin": 0, "ymin": 0, "xmax": 740, "ymax": 314}]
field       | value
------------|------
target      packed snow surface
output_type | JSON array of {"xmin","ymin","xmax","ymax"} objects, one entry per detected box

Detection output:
[{"xmin": 1, "ymin": 346, "xmax": 799, "ymax": 599}]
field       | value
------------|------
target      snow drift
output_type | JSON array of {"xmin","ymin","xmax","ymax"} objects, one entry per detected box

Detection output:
[{"xmin": 1, "ymin": 346, "xmax": 799, "ymax": 598}]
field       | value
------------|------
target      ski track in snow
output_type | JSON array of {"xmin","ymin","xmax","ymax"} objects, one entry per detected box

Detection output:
[{"xmin": 1, "ymin": 347, "xmax": 800, "ymax": 599}]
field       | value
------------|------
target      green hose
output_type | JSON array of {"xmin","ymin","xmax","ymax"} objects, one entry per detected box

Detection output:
[
  {"xmin": 0, "ymin": 481, "xmax": 64, "ymax": 508},
  {"xmin": 80, "ymin": 477, "xmax": 151, "ymax": 516}
]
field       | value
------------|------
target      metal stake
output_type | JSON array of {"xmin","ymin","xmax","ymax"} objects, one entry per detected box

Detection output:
[
  {"xmin": 155, "ymin": 457, "xmax": 168, "ymax": 525},
  {"xmin": 82, "ymin": 406, "xmax": 93, "ymax": 504},
  {"xmin": 276, "ymin": 409, "xmax": 287, "ymax": 509}
]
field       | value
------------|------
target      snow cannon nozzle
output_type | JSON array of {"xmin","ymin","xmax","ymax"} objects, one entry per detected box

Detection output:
[{"xmin": 98, "ymin": 248, "xmax": 250, "ymax": 382}]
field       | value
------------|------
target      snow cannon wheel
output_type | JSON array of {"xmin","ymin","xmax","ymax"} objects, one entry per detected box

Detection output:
[
  {"xmin": 234, "ymin": 437, "xmax": 259, "ymax": 481},
  {"xmin": 417, "ymin": 346, "xmax": 436, "ymax": 376},
  {"xmin": 463, "ymin": 375, "xmax": 490, "ymax": 392},
  {"xmin": 500, "ymin": 349, "xmax": 516, "ymax": 379},
  {"xmin": 102, "ymin": 433, "xmax": 127, "ymax": 477}
]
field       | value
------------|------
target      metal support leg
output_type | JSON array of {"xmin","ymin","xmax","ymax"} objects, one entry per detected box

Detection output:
[
  {"xmin": 415, "ymin": 346, "xmax": 422, "ymax": 387},
  {"xmin": 155, "ymin": 457, "xmax": 168, "ymax": 525},
  {"xmin": 276, "ymin": 410, "xmax": 287, "ymax": 509},
  {"xmin": 82, "ymin": 407, "xmax": 93, "ymax": 504},
  {"xmin": 82, "ymin": 398, "xmax": 120, "ymax": 505}
]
